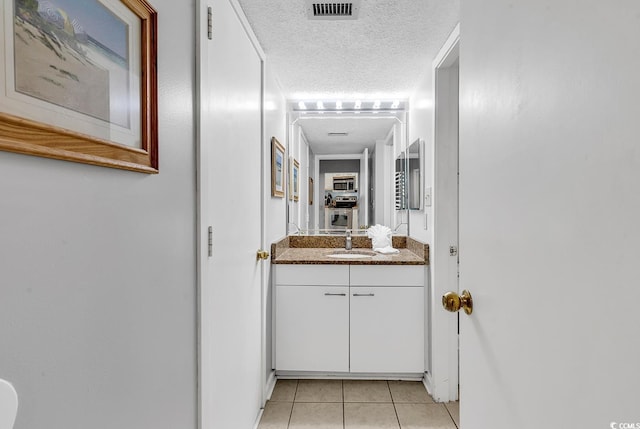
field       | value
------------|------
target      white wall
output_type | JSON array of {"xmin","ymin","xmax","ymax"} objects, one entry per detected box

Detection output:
[
  {"xmin": 286, "ymin": 124, "xmax": 301, "ymax": 229},
  {"xmin": 0, "ymin": 1, "xmax": 197, "ymax": 428},
  {"xmin": 263, "ymin": 60, "xmax": 287, "ymax": 386},
  {"xmin": 299, "ymin": 133, "xmax": 310, "ymax": 229},
  {"xmin": 308, "ymin": 149, "xmax": 316, "ymax": 228},
  {"xmin": 264, "ymin": 64, "xmax": 287, "ymax": 244},
  {"xmin": 392, "ymin": 123, "xmax": 409, "ymax": 234},
  {"xmin": 373, "ymin": 136, "xmax": 392, "ymax": 228},
  {"xmin": 460, "ymin": 1, "xmax": 640, "ymax": 427},
  {"xmin": 408, "ymin": 71, "xmax": 435, "ymax": 244},
  {"xmin": 287, "ymin": 130, "xmax": 314, "ymax": 231}
]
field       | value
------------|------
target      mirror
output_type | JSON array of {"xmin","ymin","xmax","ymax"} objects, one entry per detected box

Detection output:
[
  {"xmin": 396, "ymin": 139, "xmax": 422, "ymax": 210},
  {"xmin": 395, "ymin": 151, "xmax": 407, "ymax": 210},
  {"xmin": 286, "ymin": 109, "xmax": 409, "ymax": 235},
  {"xmin": 408, "ymin": 138, "xmax": 423, "ymax": 210}
]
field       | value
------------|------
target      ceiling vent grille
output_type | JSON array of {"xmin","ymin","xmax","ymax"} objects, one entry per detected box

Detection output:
[{"xmin": 305, "ymin": 0, "xmax": 361, "ymax": 20}]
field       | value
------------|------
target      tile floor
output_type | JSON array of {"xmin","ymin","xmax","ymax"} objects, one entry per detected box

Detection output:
[{"xmin": 258, "ymin": 379, "xmax": 459, "ymax": 429}]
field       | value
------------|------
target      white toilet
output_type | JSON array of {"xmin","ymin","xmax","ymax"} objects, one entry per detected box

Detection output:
[{"xmin": 0, "ymin": 379, "xmax": 18, "ymax": 429}]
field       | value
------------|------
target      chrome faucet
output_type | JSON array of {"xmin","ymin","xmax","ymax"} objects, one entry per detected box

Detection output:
[{"xmin": 345, "ymin": 229, "xmax": 352, "ymax": 251}]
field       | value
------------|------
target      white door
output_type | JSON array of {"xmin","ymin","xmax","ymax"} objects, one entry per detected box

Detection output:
[
  {"xmin": 458, "ymin": 2, "xmax": 640, "ymax": 428},
  {"xmin": 197, "ymin": 1, "xmax": 265, "ymax": 428}
]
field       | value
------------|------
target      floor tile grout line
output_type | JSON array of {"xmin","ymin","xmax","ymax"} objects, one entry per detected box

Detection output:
[
  {"xmin": 286, "ymin": 380, "xmax": 299, "ymax": 429},
  {"xmin": 341, "ymin": 380, "xmax": 345, "ymax": 429},
  {"xmin": 443, "ymin": 401, "xmax": 459, "ymax": 429},
  {"xmin": 392, "ymin": 403, "xmax": 402, "ymax": 428},
  {"xmin": 342, "ymin": 380, "xmax": 346, "ymax": 429},
  {"xmin": 387, "ymin": 381, "xmax": 402, "ymax": 429},
  {"xmin": 386, "ymin": 380, "xmax": 395, "ymax": 404}
]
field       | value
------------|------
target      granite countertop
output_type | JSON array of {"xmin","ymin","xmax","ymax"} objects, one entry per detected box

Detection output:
[{"xmin": 271, "ymin": 235, "xmax": 429, "ymax": 265}]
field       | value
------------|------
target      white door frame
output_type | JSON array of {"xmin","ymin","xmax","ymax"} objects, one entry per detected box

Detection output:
[
  {"xmin": 196, "ymin": 1, "xmax": 268, "ymax": 428},
  {"xmin": 427, "ymin": 23, "xmax": 460, "ymax": 403}
]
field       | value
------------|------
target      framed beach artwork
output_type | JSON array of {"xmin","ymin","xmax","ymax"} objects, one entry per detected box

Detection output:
[
  {"xmin": 290, "ymin": 157, "xmax": 299, "ymax": 202},
  {"xmin": 271, "ymin": 137, "xmax": 285, "ymax": 198},
  {"xmin": 0, "ymin": 0, "xmax": 158, "ymax": 173}
]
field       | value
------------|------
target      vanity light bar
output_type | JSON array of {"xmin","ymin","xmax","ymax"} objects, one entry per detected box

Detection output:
[{"xmin": 292, "ymin": 100, "xmax": 405, "ymax": 111}]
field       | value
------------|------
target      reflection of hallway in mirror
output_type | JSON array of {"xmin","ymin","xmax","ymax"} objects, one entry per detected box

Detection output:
[
  {"xmin": 291, "ymin": 113, "xmax": 406, "ymax": 234},
  {"xmin": 319, "ymin": 159, "xmax": 360, "ymax": 231}
]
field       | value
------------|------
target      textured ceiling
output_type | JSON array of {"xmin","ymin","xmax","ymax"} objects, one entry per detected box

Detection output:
[
  {"xmin": 237, "ymin": 0, "xmax": 459, "ymax": 153},
  {"xmin": 236, "ymin": 0, "xmax": 460, "ymax": 100},
  {"xmin": 299, "ymin": 116, "xmax": 396, "ymax": 155}
]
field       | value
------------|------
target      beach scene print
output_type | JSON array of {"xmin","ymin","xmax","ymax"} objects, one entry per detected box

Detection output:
[
  {"xmin": 275, "ymin": 151, "xmax": 283, "ymax": 190},
  {"xmin": 13, "ymin": 0, "xmax": 131, "ymax": 128}
]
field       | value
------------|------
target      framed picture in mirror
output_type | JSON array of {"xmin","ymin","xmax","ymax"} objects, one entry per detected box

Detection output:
[
  {"xmin": 290, "ymin": 157, "xmax": 300, "ymax": 202},
  {"xmin": 271, "ymin": 137, "xmax": 285, "ymax": 197}
]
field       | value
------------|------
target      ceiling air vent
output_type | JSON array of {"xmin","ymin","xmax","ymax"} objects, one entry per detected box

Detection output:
[{"xmin": 305, "ymin": 0, "xmax": 361, "ymax": 20}]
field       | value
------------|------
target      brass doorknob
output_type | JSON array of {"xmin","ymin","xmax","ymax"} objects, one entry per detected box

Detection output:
[
  {"xmin": 442, "ymin": 290, "xmax": 473, "ymax": 315},
  {"xmin": 256, "ymin": 250, "xmax": 270, "ymax": 261}
]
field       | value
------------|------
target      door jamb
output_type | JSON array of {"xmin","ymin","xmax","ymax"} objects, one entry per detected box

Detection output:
[{"xmin": 427, "ymin": 23, "xmax": 460, "ymax": 403}]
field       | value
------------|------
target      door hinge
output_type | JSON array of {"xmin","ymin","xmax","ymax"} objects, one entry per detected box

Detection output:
[
  {"xmin": 207, "ymin": 7, "xmax": 213, "ymax": 40},
  {"xmin": 450, "ymin": 246, "xmax": 458, "ymax": 257},
  {"xmin": 208, "ymin": 226, "xmax": 213, "ymax": 257}
]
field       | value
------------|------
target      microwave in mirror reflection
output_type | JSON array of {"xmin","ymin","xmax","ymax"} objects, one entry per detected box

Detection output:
[{"xmin": 333, "ymin": 175, "xmax": 356, "ymax": 191}]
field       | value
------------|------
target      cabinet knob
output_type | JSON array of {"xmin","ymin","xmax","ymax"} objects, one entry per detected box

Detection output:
[{"xmin": 256, "ymin": 250, "xmax": 270, "ymax": 261}]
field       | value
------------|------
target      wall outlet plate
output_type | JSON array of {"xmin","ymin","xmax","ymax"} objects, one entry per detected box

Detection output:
[{"xmin": 424, "ymin": 187, "xmax": 432, "ymax": 207}]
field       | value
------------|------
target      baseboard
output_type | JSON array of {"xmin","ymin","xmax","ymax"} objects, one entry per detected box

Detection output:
[
  {"xmin": 275, "ymin": 371, "xmax": 424, "ymax": 381},
  {"xmin": 423, "ymin": 372, "xmax": 434, "ymax": 397},
  {"xmin": 252, "ymin": 408, "xmax": 264, "ymax": 429},
  {"xmin": 264, "ymin": 370, "xmax": 277, "ymax": 401}
]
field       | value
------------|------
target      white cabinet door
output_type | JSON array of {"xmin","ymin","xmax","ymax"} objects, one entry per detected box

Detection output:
[
  {"xmin": 275, "ymin": 286, "xmax": 349, "ymax": 372},
  {"xmin": 350, "ymin": 286, "xmax": 424, "ymax": 373}
]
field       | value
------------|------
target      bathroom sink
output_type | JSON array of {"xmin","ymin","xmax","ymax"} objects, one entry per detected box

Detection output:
[{"xmin": 328, "ymin": 250, "xmax": 377, "ymax": 259}]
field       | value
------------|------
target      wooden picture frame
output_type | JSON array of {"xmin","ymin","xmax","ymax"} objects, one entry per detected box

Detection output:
[
  {"xmin": 290, "ymin": 158, "xmax": 300, "ymax": 202},
  {"xmin": 271, "ymin": 137, "xmax": 285, "ymax": 198},
  {"xmin": 309, "ymin": 177, "xmax": 313, "ymax": 205},
  {"xmin": 0, "ymin": 0, "xmax": 158, "ymax": 173}
]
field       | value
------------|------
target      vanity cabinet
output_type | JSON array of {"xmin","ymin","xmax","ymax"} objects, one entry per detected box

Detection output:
[
  {"xmin": 275, "ymin": 266, "xmax": 350, "ymax": 372},
  {"xmin": 274, "ymin": 264, "xmax": 424, "ymax": 374},
  {"xmin": 349, "ymin": 266, "xmax": 424, "ymax": 373}
]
